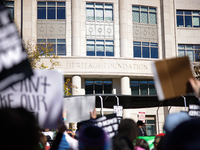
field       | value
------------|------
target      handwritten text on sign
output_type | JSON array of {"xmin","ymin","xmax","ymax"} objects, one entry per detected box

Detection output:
[{"xmin": 0, "ymin": 70, "xmax": 63, "ymax": 129}]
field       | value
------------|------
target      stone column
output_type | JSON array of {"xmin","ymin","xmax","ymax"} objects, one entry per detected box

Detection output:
[
  {"xmin": 71, "ymin": 0, "xmax": 81, "ymax": 56},
  {"xmin": 161, "ymin": 0, "xmax": 176, "ymax": 58},
  {"xmin": 72, "ymin": 75, "xmax": 81, "ymax": 95},
  {"xmin": 121, "ymin": 76, "xmax": 130, "ymax": 95},
  {"xmin": 119, "ymin": 0, "xmax": 128, "ymax": 57}
]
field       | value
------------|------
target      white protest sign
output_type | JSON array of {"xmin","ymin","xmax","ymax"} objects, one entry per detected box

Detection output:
[
  {"xmin": 0, "ymin": 70, "xmax": 63, "ymax": 129},
  {"xmin": 63, "ymin": 96, "xmax": 95, "ymax": 122},
  {"xmin": 0, "ymin": 4, "xmax": 33, "ymax": 91},
  {"xmin": 113, "ymin": 105, "xmax": 123, "ymax": 117}
]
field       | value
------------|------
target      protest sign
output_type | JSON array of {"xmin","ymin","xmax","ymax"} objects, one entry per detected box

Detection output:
[
  {"xmin": 0, "ymin": 3, "xmax": 33, "ymax": 92},
  {"xmin": 0, "ymin": 69, "xmax": 63, "ymax": 129},
  {"xmin": 188, "ymin": 103, "xmax": 200, "ymax": 118},
  {"xmin": 94, "ymin": 114, "xmax": 119, "ymax": 138},
  {"xmin": 63, "ymin": 96, "xmax": 95, "ymax": 122},
  {"xmin": 113, "ymin": 105, "xmax": 123, "ymax": 117}
]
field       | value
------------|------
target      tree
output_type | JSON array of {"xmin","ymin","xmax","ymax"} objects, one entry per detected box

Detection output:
[
  {"xmin": 25, "ymin": 40, "xmax": 60, "ymax": 69},
  {"xmin": 25, "ymin": 40, "xmax": 77, "ymax": 131},
  {"xmin": 25, "ymin": 40, "xmax": 75, "ymax": 95}
]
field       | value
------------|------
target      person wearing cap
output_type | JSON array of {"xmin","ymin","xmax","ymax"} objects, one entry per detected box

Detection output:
[
  {"xmin": 137, "ymin": 120, "xmax": 147, "ymax": 136},
  {"xmin": 151, "ymin": 135, "xmax": 163, "ymax": 150}
]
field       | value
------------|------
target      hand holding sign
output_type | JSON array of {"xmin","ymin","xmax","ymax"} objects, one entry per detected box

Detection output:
[
  {"xmin": 189, "ymin": 78, "xmax": 200, "ymax": 97},
  {"xmin": 90, "ymin": 108, "xmax": 97, "ymax": 119}
]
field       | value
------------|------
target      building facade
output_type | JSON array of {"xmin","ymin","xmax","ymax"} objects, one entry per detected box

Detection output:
[{"xmin": 6, "ymin": 0, "xmax": 200, "ymax": 135}]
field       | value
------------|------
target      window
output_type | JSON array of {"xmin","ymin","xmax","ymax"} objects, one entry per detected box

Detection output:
[
  {"xmin": 4, "ymin": 1, "xmax": 14, "ymax": 20},
  {"xmin": 85, "ymin": 79, "xmax": 112, "ymax": 94},
  {"xmin": 131, "ymin": 80, "xmax": 157, "ymax": 96},
  {"xmin": 37, "ymin": 2, "xmax": 65, "ymax": 19},
  {"xmin": 132, "ymin": 6, "xmax": 157, "ymax": 24},
  {"xmin": 37, "ymin": 39, "xmax": 66, "ymax": 56},
  {"xmin": 177, "ymin": 10, "xmax": 200, "ymax": 28},
  {"xmin": 133, "ymin": 41, "xmax": 158, "ymax": 58},
  {"xmin": 87, "ymin": 40, "xmax": 114, "ymax": 56},
  {"xmin": 86, "ymin": 3, "xmax": 113, "ymax": 21},
  {"xmin": 145, "ymin": 116, "xmax": 156, "ymax": 136},
  {"xmin": 178, "ymin": 44, "xmax": 200, "ymax": 62}
]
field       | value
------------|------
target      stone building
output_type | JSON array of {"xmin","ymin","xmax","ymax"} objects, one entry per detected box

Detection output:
[{"xmin": 5, "ymin": 0, "xmax": 200, "ymax": 135}]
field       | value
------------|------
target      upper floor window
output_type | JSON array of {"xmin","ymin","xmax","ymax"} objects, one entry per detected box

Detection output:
[
  {"xmin": 37, "ymin": 2, "xmax": 65, "ymax": 19},
  {"xmin": 177, "ymin": 10, "xmax": 200, "ymax": 28},
  {"xmin": 4, "ymin": 1, "xmax": 14, "ymax": 20},
  {"xmin": 133, "ymin": 41, "xmax": 158, "ymax": 58},
  {"xmin": 87, "ymin": 39, "xmax": 114, "ymax": 56},
  {"xmin": 37, "ymin": 39, "xmax": 66, "ymax": 56},
  {"xmin": 86, "ymin": 3, "xmax": 113, "ymax": 21},
  {"xmin": 85, "ymin": 79, "xmax": 112, "ymax": 94},
  {"xmin": 131, "ymin": 80, "xmax": 157, "ymax": 96},
  {"xmin": 132, "ymin": 6, "xmax": 157, "ymax": 24},
  {"xmin": 178, "ymin": 44, "xmax": 200, "ymax": 62}
]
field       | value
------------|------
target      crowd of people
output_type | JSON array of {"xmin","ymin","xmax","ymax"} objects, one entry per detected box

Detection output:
[{"xmin": 1, "ymin": 78, "xmax": 200, "ymax": 150}]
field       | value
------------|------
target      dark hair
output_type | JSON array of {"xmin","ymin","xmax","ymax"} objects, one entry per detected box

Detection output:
[
  {"xmin": 0, "ymin": 107, "xmax": 40, "ymax": 150},
  {"xmin": 118, "ymin": 119, "xmax": 137, "ymax": 142},
  {"xmin": 135, "ymin": 139, "xmax": 149, "ymax": 150},
  {"xmin": 79, "ymin": 125, "xmax": 110, "ymax": 150},
  {"xmin": 137, "ymin": 120, "xmax": 144, "ymax": 126},
  {"xmin": 112, "ymin": 134, "xmax": 133, "ymax": 150}
]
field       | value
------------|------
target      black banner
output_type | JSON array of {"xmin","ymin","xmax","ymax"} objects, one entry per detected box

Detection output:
[{"xmin": 0, "ymin": 2, "xmax": 33, "ymax": 91}]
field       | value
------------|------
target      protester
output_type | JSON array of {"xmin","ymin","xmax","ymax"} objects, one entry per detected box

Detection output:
[
  {"xmin": 166, "ymin": 117, "xmax": 200, "ymax": 150},
  {"xmin": 50, "ymin": 123, "xmax": 68, "ymax": 150},
  {"xmin": 64, "ymin": 129, "xmax": 79, "ymax": 150},
  {"xmin": 135, "ymin": 139, "xmax": 149, "ymax": 150},
  {"xmin": 0, "ymin": 107, "xmax": 40, "ymax": 150},
  {"xmin": 163, "ymin": 111, "xmax": 190, "ymax": 134},
  {"xmin": 151, "ymin": 135, "xmax": 164, "ymax": 150},
  {"xmin": 57, "ymin": 133, "xmax": 70, "ymax": 150},
  {"xmin": 118, "ymin": 119, "xmax": 138, "ymax": 143},
  {"xmin": 39, "ymin": 131, "xmax": 48, "ymax": 150},
  {"xmin": 137, "ymin": 120, "xmax": 147, "ymax": 136},
  {"xmin": 75, "ymin": 122, "xmax": 81, "ymax": 139},
  {"xmin": 112, "ymin": 134, "xmax": 134, "ymax": 150},
  {"xmin": 79, "ymin": 125, "xmax": 111, "ymax": 150}
]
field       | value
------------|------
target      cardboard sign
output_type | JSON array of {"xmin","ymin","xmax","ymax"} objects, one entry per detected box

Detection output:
[
  {"xmin": 151, "ymin": 56, "xmax": 193, "ymax": 101},
  {"xmin": 94, "ymin": 114, "xmax": 119, "ymax": 138},
  {"xmin": 0, "ymin": 70, "xmax": 63, "ymax": 129},
  {"xmin": 0, "ymin": 3, "xmax": 33, "ymax": 92},
  {"xmin": 63, "ymin": 96, "xmax": 95, "ymax": 122}
]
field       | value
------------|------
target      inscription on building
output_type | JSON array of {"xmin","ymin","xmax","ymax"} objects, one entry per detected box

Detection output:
[{"xmin": 66, "ymin": 62, "xmax": 148, "ymax": 70}]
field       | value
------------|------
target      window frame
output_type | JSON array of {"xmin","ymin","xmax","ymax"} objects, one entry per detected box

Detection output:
[
  {"xmin": 4, "ymin": 1, "xmax": 14, "ymax": 20},
  {"xmin": 37, "ymin": 39, "xmax": 66, "ymax": 56},
  {"xmin": 86, "ymin": 2, "xmax": 114, "ymax": 22},
  {"xmin": 85, "ymin": 79, "xmax": 113, "ymax": 95},
  {"xmin": 132, "ymin": 5, "xmax": 157, "ymax": 25},
  {"xmin": 37, "ymin": 1, "xmax": 66, "ymax": 20},
  {"xmin": 131, "ymin": 80, "xmax": 157, "ymax": 96},
  {"xmin": 176, "ymin": 10, "xmax": 200, "ymax": 28},
  {"xmin": 178, "ymin": 44, "xmax": 200, "ymax": 62},
  {"xmin": 86, "ymin": 39, "xmax": 114, "ymax": 57},
  {"xmin": 145, "ymin": 115, "xmax": 156, "ymax": 136},
  {"xmin": 133, "ymin": 41, "xmax": 158, "ymax": 58}
]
